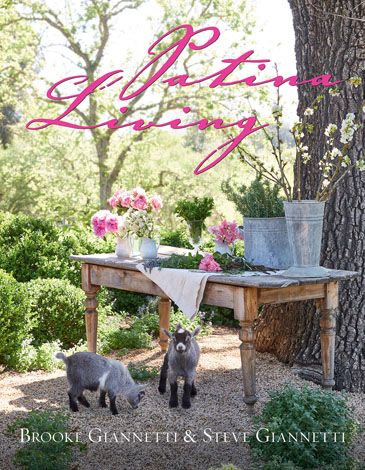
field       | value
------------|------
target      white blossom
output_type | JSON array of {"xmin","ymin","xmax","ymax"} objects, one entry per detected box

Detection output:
[
  {"xmin": 356, "ymin": 160, "xmax": 365, "ymax": 171},
  {"xmin": 330, "ymin": 148, "xmax": 342, "ymax": 160},
  {"xmin": 340, "ymin": 113, "xmax": 357, "ymax": 144},
  {"xmin": 324, "ymin": 123, "xmax": 337, "ymax": 137},
  {"xmin": 304, "ymin": 108, "xmax": 314, "ymax": 116},
  {"xmin": 329, "ymin": 88, "xmax": 340, "ymax": 97},
  {"xmin": 341, "ymin": 155, "xmax": 351, "ymax": 167},
  {"xmin": 349, "ymin": 76, "xmax": 362, "ymax": 88},
  {"xmin": 302, "ymin": 152, "xmax": 311, "ymax": 164}
]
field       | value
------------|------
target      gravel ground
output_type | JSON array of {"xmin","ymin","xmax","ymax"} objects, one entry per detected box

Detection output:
[{"xmin": 1, "ymin": 327, "xmax": 364, "ymax": 470}]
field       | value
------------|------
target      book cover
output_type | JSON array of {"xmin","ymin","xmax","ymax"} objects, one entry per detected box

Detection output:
[{"xmin": 0, "ymin": 1, "xmax": 364, "ymax": 469}]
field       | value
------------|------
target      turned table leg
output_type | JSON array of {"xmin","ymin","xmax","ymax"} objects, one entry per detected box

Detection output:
[
  {"xmin": 320, "ymin": 282, "xmax": 338, "ymax": 389},
  {"xmin": 234, "ymin": 287, "xmax": 259, "ymax": 406},
  {"xmin": 82, "ymin": 264, "xmax": 100, "ymax": 353},
  {"xmin": 159, "ymin": 297, "xmax": 171, "ymax": 352}
]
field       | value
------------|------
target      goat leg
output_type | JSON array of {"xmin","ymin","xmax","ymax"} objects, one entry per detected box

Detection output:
[
  {"xmin": 99, "ymin": 390, "xmax": 107, "ymax": 408},
  {"xmin": 77, "ymin": 393, "xmax": 90, "ymax": 408},
  {"xmin": 108, "ymin": 391, "xmax": 118, "ymax": 415},
  {"xmin": 182, "ymin": 381, "xmax": 192, "ymax": 409},
  {"xmin": 169, "ymin": 382, "xmax": 178, "ymax": 408},
  {"xmin": 158, "ymin": 353, "xmax": 169, "ymax": 394},
  {"xmin": 68, "ymin": 391, "xmax": 79, "ymax": 412},
  {"xmin": 191, "ymin": 381, "xmax": 197, "ymax": 397}
]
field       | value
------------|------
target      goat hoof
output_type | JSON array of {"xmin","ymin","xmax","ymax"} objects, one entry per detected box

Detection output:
[
  {"xmin": 158, "ymin": 385, "xmax": 166, "ymax": 394},
  {"xmin": 111, "ymin": 410, "xmax": 119, "ymax": 415},
  {"xmin": 191, "ymin": 389, "xmax": 197, "ymax": 397},
  {"xmin": 99, "ymin": 402, "xmax": 107, "ymax": 408},
  {"xmin": 70, "ymin": 407, "xmax": 79, "ymax": 412},
  {"xmin": 169, "ymin": 399, "xmax": 178, "ymax": 408},
  {"xmin": 182, "ymin": 400, "xmax": 191, "ymax": 409}
]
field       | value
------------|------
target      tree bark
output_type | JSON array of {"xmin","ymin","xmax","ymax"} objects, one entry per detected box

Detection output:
[{"xmin": 256, "ymin": 0, "xmax": 365, "ymax": 391}]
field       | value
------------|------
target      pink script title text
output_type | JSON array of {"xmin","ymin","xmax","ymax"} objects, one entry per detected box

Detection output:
[{"xmin": 26, "ymin": 24, "xmax": 341, "ymax": 174}]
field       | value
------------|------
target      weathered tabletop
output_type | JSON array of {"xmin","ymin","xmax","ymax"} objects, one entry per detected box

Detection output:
[
  {"xmin": 70, "ymin": 246, "xmax": 358, "ymax": 288},
  {"xmin": 71, "ymin": 246, "xmax": 359, "ymax": 407}
]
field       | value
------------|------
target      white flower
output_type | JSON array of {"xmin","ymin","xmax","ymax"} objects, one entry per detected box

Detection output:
[
  {"xmin": 302, "ymin": 152, "xmax": 311, "ymax": 164},
  {"xmin": 304, "ymin": 108, "xmax": 314, "ymax": 116},
  {"xmin": 272, "ymin": 104, "xmax": 283, "ymax": 117},
  {"xmin": 341, "ymin": 155, "xmax": 351, "ymax": 167},
  {"xmin": 349, "ymin": 76, "xmax": 362, "ymax": 88},
  {"xmin": 330, "ymin": 148, "xmax": 342, "ymax": 160},
  {"xmin": 340, "ymin": 113, "xmax": 357, "ymax": 144},
  {"xmin": 322, "ymin": 178, "xmax": 330, "ymax": 187},
  {"xmin": 356, "ymin": 160, "xmax": 365, "ymax": 171},
  {"xmin": 324, "ymin": 123, "xmax": 337, "ymax": 137},
  {"xmin": 329, "ymin": 88, "xmax": 340, "ymax": 96}
]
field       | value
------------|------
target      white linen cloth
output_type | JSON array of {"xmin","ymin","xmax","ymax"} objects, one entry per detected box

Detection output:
[{"xmin": 136, "ymin": 264, "xmax": 211, "ymax": 319}]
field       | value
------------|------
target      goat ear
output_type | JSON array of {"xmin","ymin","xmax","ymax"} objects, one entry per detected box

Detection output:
[
  {"xmin": 162, "ymin": 328, "xmax": 172, "ymax": 338},
  {"xmin": 192, "ymin": 326, "xmax": 201, "ymax": 337}
]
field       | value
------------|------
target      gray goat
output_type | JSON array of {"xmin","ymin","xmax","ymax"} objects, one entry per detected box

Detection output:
[
  {"xmin": 56, "ymin": 352, "xmax": 145, "ymax": 415},
  {"xmin": 158, "ymin": 323, "xmax": 200, "ymax": 409}
]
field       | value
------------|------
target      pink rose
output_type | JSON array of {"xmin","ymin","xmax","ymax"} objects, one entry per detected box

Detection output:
[
  {"xmin": 132, "ymin": 194, "xmax": 148, "ymax": 211},
  {"xmin": 106, "ymin": 213, "xmax": 119, "ymax": 233},
  {"xmin": 108, "ymin": 195, "xmax": 118, "ymax": 208},
  {"xmin": 91, "ymin": 210, "xmax": 110, "ymax": 238},
  {"xmin": 132, "ymin": 186, "xmax": 146, "ymax": 197},
  {"xmin": 108, "ymin": 190, "xmax": 132, "ymax": 209},
  {"xmin": 151, "ymin": 195, "xmax": 163, "ymax": 211},
  {"xmin": 119, "ymin": 191, "xmax": 132, "ymax": 208},
  {"xmin": 199, "ymin": 254, "xmax": 222, "ymax": 272}
]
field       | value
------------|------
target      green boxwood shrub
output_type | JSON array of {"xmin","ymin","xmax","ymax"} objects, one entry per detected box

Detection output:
[
  {"xmin": 0, "ymin": 212, "xmax": 113, "ymax": 286},
  {"xmin": 249, "ymin": 386, "xmax": 359, "ymax": 469},
  {"xmin": 160, "ymin": 228, "xmax": 192, "ymax": 248},
  {"xmin": 26, "ymin": 278, "xmax": 107, "ymax": 349},
  {"xmin": 108, "ymin": 289, "xmax": 151, "ymax": 315},
  {"xmin": 0, "ymin": 269, "xmax": 32, "ymax": 367}
]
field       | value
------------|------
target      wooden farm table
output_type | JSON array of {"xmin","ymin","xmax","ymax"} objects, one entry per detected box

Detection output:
[{"xmin": 71, "ymin": 247, "xmax": 358, "ymax": 406}]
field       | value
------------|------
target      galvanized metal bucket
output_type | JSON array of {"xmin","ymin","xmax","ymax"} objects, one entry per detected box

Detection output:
[
  {"xmin": 243, "ymin": 217, "xmax": 292, "ymax": 269},
  {"xmin": 282, "ymin": 200, "xmax": 329, "ymax": 278}
]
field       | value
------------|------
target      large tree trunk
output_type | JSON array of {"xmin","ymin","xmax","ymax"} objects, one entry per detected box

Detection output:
[{"xmin": 256, "ymin": 0, "xmax": 365, "ymax": 391}]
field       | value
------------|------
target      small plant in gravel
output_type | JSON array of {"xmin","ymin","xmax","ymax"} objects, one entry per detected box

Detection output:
[
  {"xmin": 249, "ymin": 386, "xmax": 360, "ymax": 470},
  {"xmin": 128, "ymin": 362, "xmax": 159, "ymax": 381},
  {"xmin": 7, "ymin": 410, "xmax": 85, "ymax": 470}
]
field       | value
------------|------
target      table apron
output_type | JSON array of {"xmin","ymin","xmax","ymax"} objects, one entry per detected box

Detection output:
[{"xmin": 88, "ymin": 264, "xmax": 327, "ymax": 308}]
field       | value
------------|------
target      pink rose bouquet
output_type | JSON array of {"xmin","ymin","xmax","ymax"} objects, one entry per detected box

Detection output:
[
  {"xmin": 199, "ymin": 254, "xmax": 222, "ymax": 272},
  {"xmin": 108, "ymin": 187, "xmax": 163, "ymax": 214},
  {"xmin": 208, "ymin": 220, "xmax": 243, "ymax": 246},
  {"xmin": 91, "ymin": 210, "xmax": 126, "ymax": 238},
  {"xmin": 93, "ymin": 187, "xmax": 163, "ymax": 240}
]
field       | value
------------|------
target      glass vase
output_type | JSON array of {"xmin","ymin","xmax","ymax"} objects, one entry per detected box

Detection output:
[{"xmin": 187, "ymin": 220, "xmax": 204, "ymax": 254}]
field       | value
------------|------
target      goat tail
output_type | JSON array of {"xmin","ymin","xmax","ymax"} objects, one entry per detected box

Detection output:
[{"xmin": 55, "ymin": 352, "xmax": 68, "ymax": 363}]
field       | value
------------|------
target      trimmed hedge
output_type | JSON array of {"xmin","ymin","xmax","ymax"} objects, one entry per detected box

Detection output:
[
  {"xmin": 0, "ymin": 212, "xmax": 113, "ymax": 286},
  {"xmin": 26, "ymin": 278, "xmax": 110, "ymax": 349},
  {"xmin": 0, "ymin": 269, "xmax": 32, "ymax": 367}
]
